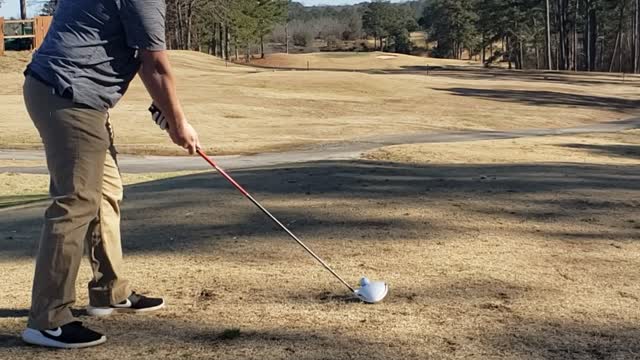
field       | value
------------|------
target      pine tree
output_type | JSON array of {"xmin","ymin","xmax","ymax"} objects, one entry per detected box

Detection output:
[{"xmin": 424, "ymin": 0, "xmax": 478, "ymax": 59}]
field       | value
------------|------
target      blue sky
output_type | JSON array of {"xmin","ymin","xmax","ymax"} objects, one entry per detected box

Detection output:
[
  {"xmin": 0, "ymin": 1, "xmax": 402, "ymax": 18},
  {"xmin": 0, "ymin": 1, "xmax": 39, "ymax": 19}
]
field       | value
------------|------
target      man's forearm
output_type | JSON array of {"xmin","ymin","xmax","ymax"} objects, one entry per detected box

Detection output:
[{"xmin": 138, "ymin": 50, "xmax": 186, "ymax": 128}]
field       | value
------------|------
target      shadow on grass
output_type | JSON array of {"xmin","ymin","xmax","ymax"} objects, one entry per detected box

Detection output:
[
  {"xmin": 0, "ymin": 160, "xmax": 638, "ymax": 259},
  {"xmin": 0, "ymin": 309, "xmax": 28, "ymax": 318},
  {"xmin": 0, "ymin": 318, "xmax": 416, "ymax": 359},
  {"xmin": 421, "ymin": 66, "xmax": 640, "ymax": 87},
  {"xmin": 0, "ymin": 194, "xmax": 48, "ymax": 209},
  {"xmin": 434, "ymin": 87, "xmax": 640, "ymax": 111},
  {"xmin": 248, "ymin": 61, "xmax": 639, "ymax": 87},
  {"xmin": 561, "ymin": 143, "xmax": 640, "ymax": 160},
  {"xmin": 490, "ymin": 320, "xmax": 640, "ymax": 360},
  {"xmin": 2, "ymin": 307, "xmax": 639, "ymax": 359}
]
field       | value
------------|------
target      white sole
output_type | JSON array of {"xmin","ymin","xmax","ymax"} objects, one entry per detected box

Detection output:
[
  {"xmin": 86, "ymin": 301, "xmax": 165, "ymax": 317},
  {"xmin": 21, "ymin": 328, "xmax": 106, "ymax": 349}
]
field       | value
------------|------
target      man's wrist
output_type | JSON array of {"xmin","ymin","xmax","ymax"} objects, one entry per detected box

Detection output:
[{"xmin": 169, "ymin": 115, "xmax": 188, "ymax": 128}]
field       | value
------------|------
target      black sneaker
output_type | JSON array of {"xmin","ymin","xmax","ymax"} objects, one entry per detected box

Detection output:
[
  {"xmin": 87, "ymin": 292, "xmax": 165, "ymax": 317},
  {"xmin": 22, "ymin": 321, "xmax": 106, "ymax": 349}
]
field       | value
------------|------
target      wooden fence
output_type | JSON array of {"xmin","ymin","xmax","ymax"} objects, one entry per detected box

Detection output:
[{"xmin": 0, "ymin": 16, "xmax": 52, "ymax": 56}]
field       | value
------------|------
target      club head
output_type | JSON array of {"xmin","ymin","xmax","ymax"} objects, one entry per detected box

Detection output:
[{"xmin": 354, "ymin": 277, "xmax": 388, "ymax": 304}]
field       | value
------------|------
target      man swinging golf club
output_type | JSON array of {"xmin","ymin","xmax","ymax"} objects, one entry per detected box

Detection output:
[{"xmin": 21, "ymin": 0, "xmax": 199, "ymax": 349}]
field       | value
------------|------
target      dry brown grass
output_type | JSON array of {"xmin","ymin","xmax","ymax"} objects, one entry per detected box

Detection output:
[
  {"xmin": 250, "ymin": 50, "xmax": 480, "ymax": 70},
  {"xmin": 0, "ymin": 51, "xmax": 31, "ymax": 74},
  {"xmin": 1, "ymin": 130, "xmax": 639, "ymax": 359},
  {"xmin": 0, "ymin": 50, "xmax": 638, "ymax": 155},
  {"xmin": 0, "ymin": 158, "xmax": 204, "ymax": 207},
  {"xmin": 1, "ymin": 50, "xmax": 639, "ymax": 358},
  {"xmin": 366, "ymin": 130, "xmax": 640, "ymax": 165}
]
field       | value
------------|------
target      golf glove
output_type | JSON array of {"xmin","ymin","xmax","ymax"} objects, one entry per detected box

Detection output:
[{"xmin": 149, "ymin": 103, "xmax": 169, "ymax": 130}]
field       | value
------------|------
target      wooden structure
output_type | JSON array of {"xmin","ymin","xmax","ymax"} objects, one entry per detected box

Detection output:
[
  {"xmin": 0, "ymin": 18, "xmax": 4, "ymax": 56},
  {"xmin": 0, "ymin": 16, "xmax": 52, "ymax": 56}
]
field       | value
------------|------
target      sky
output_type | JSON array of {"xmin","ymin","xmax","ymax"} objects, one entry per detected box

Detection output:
[
  {"xmin": 0, "ymin": 1, "xmax": 39, "ymax": 19},
  {"xmin": 0, "ymin": 1, "xmax": 404, "ymax": 19}
]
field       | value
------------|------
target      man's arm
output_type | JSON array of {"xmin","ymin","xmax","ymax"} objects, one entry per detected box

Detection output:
[{"xmin": 138, "ymin": 50, "xmax": 200, "ymax": 154}]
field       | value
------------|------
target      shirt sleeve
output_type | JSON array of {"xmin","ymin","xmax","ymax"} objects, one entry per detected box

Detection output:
[{"xmin": 119, "ymin": 0, "xmax": 167, "ymax": 51}]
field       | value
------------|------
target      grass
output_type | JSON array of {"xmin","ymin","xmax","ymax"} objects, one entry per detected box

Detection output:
[
  {"xmin": 0, "ymin": 160, "xmax": 206, "ymax": 209},
  {"xmin": 1, "ymin": 131, "xmax": 639, "ymax": 359},
  {"xmin": 1, "ymin": 50, "xmax": 639, "ymax": 359},
  {"xmin": 0, "ymin": 194, "xmax": 48, "ymax": 209},
  {"xmin": 0, "ymin": 51, "xmax": 31, "ymax": 74},
  {"xmin": 0, "ymin": 50, "xmax": 638, "ymax": 155},
  {"xmin": 365, "ymin": 129, "xmax": 640, "ymax": 165},
  {"xmin": 218, "ymin": 329, "xmax": 242, "ymax": 340}
]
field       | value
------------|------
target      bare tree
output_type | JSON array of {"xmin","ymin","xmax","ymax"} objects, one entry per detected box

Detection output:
[
  {"xmin": 545, "ymin": 0, "xmax": 553, "ymax": 69},
  {"xmin": 633, "ymin": 0, "xmax": 640, "ymax": 74}
]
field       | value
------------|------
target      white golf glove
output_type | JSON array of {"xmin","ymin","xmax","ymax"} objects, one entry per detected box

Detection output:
[{"xmin": 149, "ymin": 103, "xmax": 169, "ymax": 130}]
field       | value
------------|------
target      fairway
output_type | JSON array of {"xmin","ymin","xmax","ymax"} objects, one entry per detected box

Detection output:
[
  {"xmin": 0, "ymin": 51, "xmax": 637, "ymax": 155},
  {"xmin": 1, "ymin": 49, "xmax": 639, "ymax": 359}
]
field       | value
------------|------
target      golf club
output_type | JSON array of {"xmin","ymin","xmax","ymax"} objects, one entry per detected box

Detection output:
[{"xmin": 196, "ymin": 148, "xmax": 388, "ymax": 304}]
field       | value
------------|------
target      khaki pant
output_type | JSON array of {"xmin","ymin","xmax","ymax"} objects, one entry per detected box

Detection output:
[{"xmin": 23, "ymin": 76, "xmax": 131, "ymax": 330}]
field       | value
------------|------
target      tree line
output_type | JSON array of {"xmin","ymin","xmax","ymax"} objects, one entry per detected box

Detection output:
[
  {"xmin": 423, "ymin": 0, "xmax": 640, "ymax": 72},
  {"xmin": 33, "ymin": 0, "xmax": 640, "ymax": 73},
  {"xmin": 166, "ymin": 0, "xmax": 287, "ymax": 60}
]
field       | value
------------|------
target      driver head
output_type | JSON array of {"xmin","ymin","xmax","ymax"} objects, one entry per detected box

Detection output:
[{"xmin": 354, "ymin": 277, "xmax": 388, "ymax": 304}]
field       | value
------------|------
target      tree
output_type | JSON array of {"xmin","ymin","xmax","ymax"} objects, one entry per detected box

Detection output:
[
  {"xmin": 545, "ymin": 0, "xmax": 553, "ymax": 69},
  {"xmin": 40, "ymin": 0, "xmax": 58, "ymax": 15},
  {"xmin": 424, "ymin": 0, "xmax": 478, "ymax": 59},
  {"xmin": 633, "ymin": 0, "xmax": 640, "ymax": 74},
  {"xmin": 363, "ymin": 1, "xmax": 419, "ymax": 52},
  {"xmin": 363, "ymin": 1, "xmax": 391, "ymax": 50},
  {"xmin": 156, "ymin": 0, "xmax": 637, "ymax": 72},
  {"xmin": 255, "ymin": 0, "xmax": 287, "ymax": 58}
]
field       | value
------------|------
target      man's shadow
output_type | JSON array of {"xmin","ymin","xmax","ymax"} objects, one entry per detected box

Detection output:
[{"xmin": 0, "ymin": 308, "xmax": 88, "ymax": 319}]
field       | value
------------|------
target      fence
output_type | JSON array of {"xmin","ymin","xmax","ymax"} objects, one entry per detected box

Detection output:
[{"xmin": 0, "ymin": 16, "xmax": 52, "ymax": 56}]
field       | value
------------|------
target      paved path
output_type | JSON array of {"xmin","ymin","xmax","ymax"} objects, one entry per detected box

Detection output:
[{"xmin": 1, "ymin": 117, "xmax": 639, "ymax": 174}]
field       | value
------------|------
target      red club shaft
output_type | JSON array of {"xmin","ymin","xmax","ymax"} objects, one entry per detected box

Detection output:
[{"xmin": 196, "ymin": 149, "xmax": 355, "ymax": 293}]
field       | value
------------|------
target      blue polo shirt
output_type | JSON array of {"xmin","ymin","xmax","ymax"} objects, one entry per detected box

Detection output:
[{"xmin": 26, "ymin": 0, "xmax": 166, "ymax": 111}]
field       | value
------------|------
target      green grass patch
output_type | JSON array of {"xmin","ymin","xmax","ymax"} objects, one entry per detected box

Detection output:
[
  {"xmin": 0, "ymin": 194, "xmax": 49, "ymax": 209},
  {"xmin": 218, "ymin": 328, "xmax": 241, "ymax": 340}
]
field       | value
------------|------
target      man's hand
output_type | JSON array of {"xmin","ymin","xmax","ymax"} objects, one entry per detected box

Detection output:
[
  {"xmin": 149, "ymin": 103, "xmax": 200, "ymax": 154},
  {"xmin": 138, "ymin": 50, "xmax": 201, "ymax": 154},
  {"xmin": 169, "ymin": 120, "xmax": 200, "ymax": 155}
]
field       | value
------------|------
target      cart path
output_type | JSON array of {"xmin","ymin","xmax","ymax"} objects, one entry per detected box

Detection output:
[{"xmin": 1, "ymin": 116, "xmax": 639, "ymax": 174}]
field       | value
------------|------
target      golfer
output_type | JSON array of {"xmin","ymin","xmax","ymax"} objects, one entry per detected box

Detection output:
[{"xmin": 21, "ymin": 0, "xmax": 199, "ymax": 349}]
